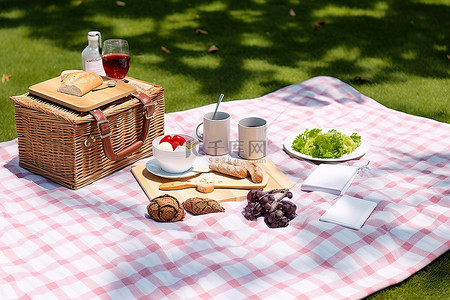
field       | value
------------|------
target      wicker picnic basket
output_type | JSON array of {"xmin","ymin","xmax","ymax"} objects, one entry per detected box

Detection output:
[{"xmin": 10, "ymin": 77, "xmax": 165, "ymax": 189}]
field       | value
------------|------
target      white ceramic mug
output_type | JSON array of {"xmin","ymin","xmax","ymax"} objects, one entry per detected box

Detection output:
[
  {"xmin": 238, "ymin": 117, "xmax": 267, "ymax": 159},
  {"xmin": 196, "ymin": 111, "xmax": 231, "ymax": 156}
]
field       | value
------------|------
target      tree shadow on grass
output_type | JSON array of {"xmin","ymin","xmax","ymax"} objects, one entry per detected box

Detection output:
[{"xmin": 0, "ymin": 0, "xmax": 448, "ymax": 107}]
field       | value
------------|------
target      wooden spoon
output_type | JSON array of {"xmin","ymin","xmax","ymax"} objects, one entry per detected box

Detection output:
[
  {"xmin": 159, "ymin": 173, "xmax": 268, "ymax": 193},
  {"xmin": 92, "ymin": 80, "xmax": 116, "ymax": 91},
  {"xmin": 159, "ymin": 181, "xmax": 215, "ymax": 193}
]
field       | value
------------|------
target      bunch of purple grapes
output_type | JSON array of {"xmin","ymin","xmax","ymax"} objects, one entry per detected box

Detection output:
[{"xmin": 242, "ymin": 189, "xmax": 297, "ymax": 228}]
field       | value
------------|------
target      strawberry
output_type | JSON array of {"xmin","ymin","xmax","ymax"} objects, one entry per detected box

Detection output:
[
  {"xmin": 172, "ymin": 135, "xmax": 186, "ymax": 146},
  {"xmin": 160, "ymin": 135, "xmax": 172, "ymax": 144},
  {"xmin": 171, "ymin": 141, "xmax": 181, "ymax": 150}
]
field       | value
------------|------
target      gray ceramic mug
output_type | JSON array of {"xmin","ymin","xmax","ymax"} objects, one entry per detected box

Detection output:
[
  {"xmin": 238, "ymin": 117, "xmax": 267, "ymax": 159},
  {"xmin": 196, "ymin": 111, "xmax": 231, "ymax": 156}
]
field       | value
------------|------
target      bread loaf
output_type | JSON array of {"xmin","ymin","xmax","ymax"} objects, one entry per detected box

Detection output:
[
  {"xmin": 57, "ymin": 71, "xmax": 103, "ymax": 96},
  {"xmin": 60, "ymin": 70, "xmax": 83, "ymax": 81}
]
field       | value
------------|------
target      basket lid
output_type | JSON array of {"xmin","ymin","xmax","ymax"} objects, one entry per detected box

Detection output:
[{"xmin": 28, "ymin": 76, "xmax": 137, "ymax": 112}]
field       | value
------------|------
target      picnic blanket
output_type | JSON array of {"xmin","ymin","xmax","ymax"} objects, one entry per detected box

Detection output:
[{"xmin": 1, "ymin": 76, "xmax": 449, "ymax": 299}]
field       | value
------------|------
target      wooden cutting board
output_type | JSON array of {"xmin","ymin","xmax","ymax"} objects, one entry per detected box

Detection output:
[
  {"xmin": 28, "ymin": 76, "xmax": 136, "ymax": 112},
  {"xmin": 131, "ymin": 158, "xmax": 294, "ymax": 203}
]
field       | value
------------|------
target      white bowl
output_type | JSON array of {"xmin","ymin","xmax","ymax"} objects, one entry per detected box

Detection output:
[{"xmin": 152, "ymin": 134, "xmax": 199, "ymax": 173}]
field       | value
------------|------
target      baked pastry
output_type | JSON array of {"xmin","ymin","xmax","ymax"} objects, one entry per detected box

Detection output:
[
  {"xmin": 183, "ymin": 197, "xmax": 225, "ymax": 215},
  {"xmin": 147, "ymin": 194, "xmax": 185, "ymax": 222},
  {"xmin": 57, "ymin": 70, "xmax": 103, "ymax": 96}
]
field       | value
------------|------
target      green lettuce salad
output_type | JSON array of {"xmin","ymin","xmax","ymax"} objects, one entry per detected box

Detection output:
[{"xmin": 292, "ymin": 128, "xmax": 361, "ymax": 159}]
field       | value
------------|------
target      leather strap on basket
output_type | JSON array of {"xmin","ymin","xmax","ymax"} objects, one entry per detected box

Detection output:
[{"xmin": 90, "ymin": 91, "xmax": 156, "ymax": 161}]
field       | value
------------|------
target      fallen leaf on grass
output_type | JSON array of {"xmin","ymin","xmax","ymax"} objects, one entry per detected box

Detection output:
[
  {"xmin": 2, "ymin": 74, "xmax": 11, "ymax": 83},
  {"xmin": 195, "ymin": 28, "xmax": 208, "ymax": 35},
  {"xmin": 116, "ymin": 1, "xmax": 126, "ymax": 6},
  {"xmin": 208, "ymin": 45, "xmax": 219, "ymax": 53},
  {"xmin": 314, "ymin": 20, "xmax": 326, "ymax": 30},
  {"xmin": 289, "ymin": 8, "xmax": 296, "ymax": 17},
  {"xmin": 161, "ymin": 46, "xmax": 171, "ymax": 54},
  {"xmin": 351, "ymin": 76, "xmax": 373, "ymax": 84}
]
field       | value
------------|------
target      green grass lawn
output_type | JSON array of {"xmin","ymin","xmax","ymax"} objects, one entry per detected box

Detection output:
[{"xmin": 0, "ymin": 0, "xmax": 448, "ymax": 298}]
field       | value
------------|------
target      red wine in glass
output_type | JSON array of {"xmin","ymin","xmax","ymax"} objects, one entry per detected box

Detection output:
[
  {"xmin": 102, "ymin": 54, "xmax": 130, "ymax": 80},
  {"xmin": 102, "ymin": 39, "xmax": 130, "ymax": 80}
]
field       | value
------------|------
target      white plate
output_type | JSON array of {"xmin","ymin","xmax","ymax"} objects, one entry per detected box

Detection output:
[
  {"xmin": 145, "ymin": 156, "xmax": 209, "ymax": 179},
  {"xmin": 283, "ymin": 128, "xmax": 370, "ymax": 162}
]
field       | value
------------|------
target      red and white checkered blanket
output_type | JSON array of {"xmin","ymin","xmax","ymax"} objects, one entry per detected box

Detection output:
[{"xmin": 1, "ymin": 76, "xmax": 448, "ymax": 299}]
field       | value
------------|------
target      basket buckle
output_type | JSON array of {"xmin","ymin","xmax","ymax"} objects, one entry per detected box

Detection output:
[
  {"xmin": 143, "ymin": 103, "xmax": 156, "ymax": 119},
  {"xmin": 96, "ymin": 119, "xmax": 111, "ymax": 139}
]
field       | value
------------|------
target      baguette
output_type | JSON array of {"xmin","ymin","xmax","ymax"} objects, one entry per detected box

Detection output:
[
  {"xmin": 57, "ymin": 71, "xmax": 103, "ymax": 96},
  {"xmin": 228, "ymin": 158, "xmax": 264, "ymax": 183},
  {"xmin": 245, "ymin": 161, "xmax": 264, "ymax": 184},
  {"xmin": 209, "ymin": 161, "xmax": 248, "ymax": 179}
]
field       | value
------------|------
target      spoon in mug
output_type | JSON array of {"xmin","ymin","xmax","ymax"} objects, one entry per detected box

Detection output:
[{"xmin": 212, "ymin": 93, "xmax": 224, "ymax": 120}]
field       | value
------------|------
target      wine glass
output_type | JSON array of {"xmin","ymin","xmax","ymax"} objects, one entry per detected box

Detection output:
[{"xmin": 101, "ymin": 39, "xmax": 130, "ymax": 80}]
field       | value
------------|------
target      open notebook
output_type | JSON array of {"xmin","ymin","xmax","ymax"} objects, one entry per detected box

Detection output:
[
  {"xmin": 320, "ymin": 195, "xmax": 378, "ymax": 230},
  {"xmin": 301, "ymin": 164, "xmax": 359, "ymax": 195}
]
